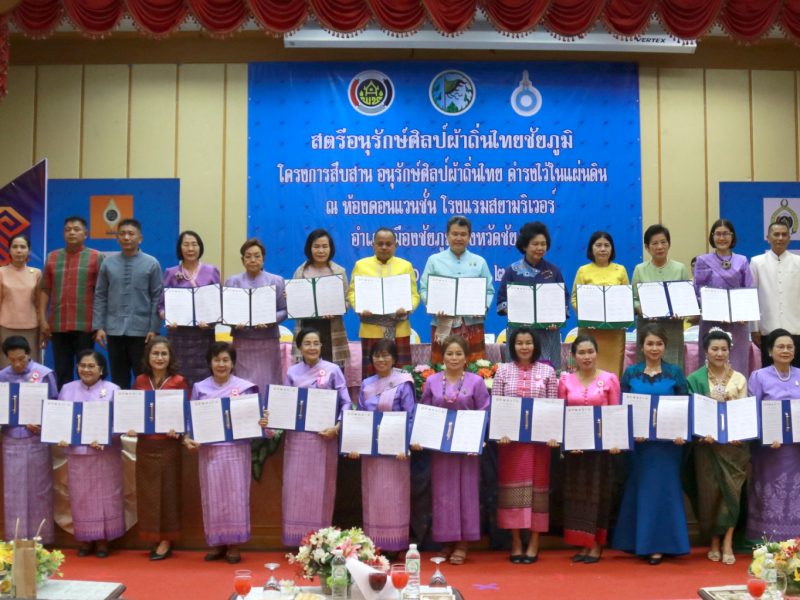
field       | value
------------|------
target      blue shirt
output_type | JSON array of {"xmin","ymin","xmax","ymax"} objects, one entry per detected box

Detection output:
[
  {"xmin": 496, "ymin": 256, "xmax": 568, "ymax": 315},
  {"xmin": 420, "ymin": 248, "xmax": 495, "ymax": 326}
]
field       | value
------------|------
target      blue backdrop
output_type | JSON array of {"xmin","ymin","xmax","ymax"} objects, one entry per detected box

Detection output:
[{"xmin": 248, "ymin": 61, "xmax": 642, "ymax": 341}]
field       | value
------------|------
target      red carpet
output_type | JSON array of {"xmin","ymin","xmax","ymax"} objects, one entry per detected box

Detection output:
[{"xmin": 56, "ymin": 547, "xmax": 751, "ymax": 599}]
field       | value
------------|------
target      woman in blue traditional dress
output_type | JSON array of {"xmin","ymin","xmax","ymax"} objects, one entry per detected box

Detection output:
[{"xmin": 612, "ymin": 323, "xmax": 690, "ymax": 565}]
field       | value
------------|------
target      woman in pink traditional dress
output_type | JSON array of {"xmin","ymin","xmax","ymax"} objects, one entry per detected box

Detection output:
[
  {"xmin": 59, "ymin": 350, "xmax": 124, "ymax": 558},
  {"xmin": 350, "ymin": 339, "xmax": 416, "ymax": 553},
  {"xmin": 185, "ymin": 341, "xmax": 258, "ymax": 564},
  {"xmin": 493, "ymin": 326, "xmax": 558, "ymax": 564},
  {"xmin": 557, "ymin": 334, "xmax": 621, "ymax": 564},
  {"xmin": 414, "ymin": 335, "xmax": 490, "ymax": 566}
]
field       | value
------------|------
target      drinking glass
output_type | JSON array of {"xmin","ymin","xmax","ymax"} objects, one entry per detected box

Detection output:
[
  {"xmin": 264, "ymin": 562, "xmax": 280, "ymax": 591},
  {"xmin": 429, "ymin": 556, "xmax": 447, "ymax": 588},
  {"xmin": 391, "ymin": 564, "xmax": 409, "ymax": 597},
  {"xmin": 747, "ymin": 578, "xmax": 766, "ymax": 600},
  {"xmin": 234, "ymin": 569, "xmax": 253, "ymax": 600},
  {"xmin": 368, "ymin": 564, "xmax": 388, "ymax": 593}
]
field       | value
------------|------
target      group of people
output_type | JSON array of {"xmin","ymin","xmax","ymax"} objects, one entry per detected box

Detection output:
[{"xmin": 0, "ymin": 212, "xmax": 798, "ymax": 567}]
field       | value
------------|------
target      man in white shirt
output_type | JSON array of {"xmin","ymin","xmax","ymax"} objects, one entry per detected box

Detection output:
[{"xmin": 750, "ymin": 221, "xmax": 800, "ymax": 366}]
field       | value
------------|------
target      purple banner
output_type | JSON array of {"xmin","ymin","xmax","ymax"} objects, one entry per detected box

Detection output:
[{"xmin": 0, "ymin": 160, "xmax": 47, "ymax": 267}]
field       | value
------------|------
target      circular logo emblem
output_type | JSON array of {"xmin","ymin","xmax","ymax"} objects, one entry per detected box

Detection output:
[
  {"xmin": 349, "ymin": 70, "xmax": 394, "ymax": 116},
  {"xmin": 429, "ymin": 70, "xmax": 476, "ymax": 116},
  {"xmin": 511, "ymin": 70, "xmax": 542, "ymax": 117}
]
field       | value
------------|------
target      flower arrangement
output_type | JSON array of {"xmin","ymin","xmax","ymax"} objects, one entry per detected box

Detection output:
[
  {"xmin": 403, "ymin": 359, "xmax": 498, "ymax": 397},
  {"xmin": 286, "ymin": 527, "xmax": 387, "ymax": 583},
  {"xmin": 0, "ymin": 540, "xmax": 65, "ymax": 592},
  {"xmin": 750, "ymin": 538, "xmax": 800, "ymax": 595}
]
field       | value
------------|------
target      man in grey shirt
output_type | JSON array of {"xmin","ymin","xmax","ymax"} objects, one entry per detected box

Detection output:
[{"xmin": 93, "ymin": 218, "xmax": 162, "ymax": 388}]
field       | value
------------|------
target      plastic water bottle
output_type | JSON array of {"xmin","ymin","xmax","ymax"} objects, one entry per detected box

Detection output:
[
  {"xmin": 762, "ymin": 552, "xmax": 778, "ymax": 599},
  {"xmin": 331, "ymin": 549, "xmax": 348, "ymax": 600},
  {"xmin": 405, "ymin": 543, "xmax": 421, "ymax": 599}
]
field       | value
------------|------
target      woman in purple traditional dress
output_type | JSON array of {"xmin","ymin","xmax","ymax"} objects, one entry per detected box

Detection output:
[
  {"xmin": 694, "ymin": 219, "xmax": 755, "ymax": 374},
  {"xmin": 746, "ymin": 328, "xmax": 800, "ymax": 540},
  {"xmin": 0, "ymin": 335, "xmax": 58, "ymax": 543},
  {"xmin": 224, "ymin": 238, "xmax": 287, "ymax": 396},
  {"xmin": 271, "ymin": 327, "xmax": 351, "ymax": 547},
  {"xmin": 59, "ymin": 350, "xmax": 124, "ymax": 558},
  {"xmin": 185, "ymin": 341, "xmax": 258, "ymax": 564},
  {"xmin": 350, "ymin": 339, "xmax": 415, "ymax": 553},
  {"xmin": 414, "ymin": 335, "xmax": 490, "ymax": 566},
  {"xmin": 160, "ymin": 230, "xmax": 221, "ymax": 388}
]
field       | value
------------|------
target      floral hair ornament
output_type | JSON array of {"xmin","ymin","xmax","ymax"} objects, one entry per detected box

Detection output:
[{"xmin": 708, "ymin": 326, "xmax": 734, "ymax": 346}]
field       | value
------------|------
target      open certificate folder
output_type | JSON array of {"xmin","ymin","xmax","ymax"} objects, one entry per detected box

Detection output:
[
  {"xmin": 693, "ymin": 394, "xmax": 760, "ymax": 443},
  {"xmin": 576, "ymin": 284, "xmax": 634, "ymax": 328},
  {"xmin": 761, "ymin": 399, "xmax": 800, "ymax": 444},
  {"xmin": 339, "ymin": 410, "xmax": 409, "ymax": 457},
  {"xmin": 285, "ymin": 275, "xmax": 346, "ymax": 319},
  {"xmin": 563, "ymin": 405, "xmax": 633, "ymax": 451},
  {"xmin": 111, "ymin": 389, "xmax": 187, "ymax": 434},
  {"xmin": 264, "ymin": 385, "xmax": 339, "ymax": 433},
  {"xmin": 164, "ymin": 284, "xmax": 222, "ymax": 326},
  {"xmin": 187, "ymin": 394, "xmax": 265, "ymax": 443},
  {"xmin": 506, "ymin": 283, "xmax": 567, "ymax": 327},
  {"xmin": 221, "ymin": 285, "xmax": 277, "ymax": 326},
  {"xmin": 700, "ymin": 287, "xmax": 760, "ymax": 323},
  {"xmin": 622, "ymin": 393, "xmax": 693, "ymax": 440},
  {"xmin": 488, "ymin": 396, "xmax": 565, "ymax": 443},
  {"xmin": 353, "ymin": 274, "xmax": 413, "ymax": 315},
  {"xmin": 0, "ymin": 382, "xmax": 50, "ymax": 426},
  {"xmin": 410, "ymin": 404, "xmax": 488, "ymax": 454},
  {"xmin": 424, "ymin": 275, "xmax": 487, "ymax": 317},
  {"xmin": 40, "ymin": 400, "xmax": 112, "ymax": 445},
  {"xmin": 637, "ymin": 281, "xmax": 700, "ymax": 318}
]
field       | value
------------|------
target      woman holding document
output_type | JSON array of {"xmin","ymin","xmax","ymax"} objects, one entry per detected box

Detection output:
[
  {"xmin": 685, "ymin": 328, "xmax": 748, "ymax": 565},
  {"xmin": 133, "ymin": 336, "xmax": 190, "ymax": 560},
  {"xmin": 746, "ymin": 328, "xmax": 800, "ymax": 541},
  {"xmin": 59, "ymin": 350, "xmax": 124, "ymax": 558},
  {"xmin": 493, "ymin": 327, "xmax": 558, "ymax": 564},
  {"xmin": 290, "ymin": 229, "xmax": 350, "ymax": 368},
  {"xmin": 571, "ymin": 231, "xmax": 629, "ymax": 377},
  {"xmin": 277, "ymin": 327, "xmax": 351, "ymax": 546},
  {"xmin": 185, "ymin": 341, "xmax": 258, "ymax": 564},
  {"xmin": 612, "ymin": 324, "xmax": 690, "ymax": 565},
  {"xmin": 557, "ymin": 334, "xmax": 620, "ymax": 564},
  {"xmin": 353, "ymin": 339, "xmax": 416, "ymax": 552},
  {"xmin": 160, "ymin": 231, "xmax": 220, "ymax": 387},
  {"xmin": 694, "ymin": 219, "xmax": 754, "ymax": 374},
  {"xmin": 416, "ymin": 335, "xmax": 490, "ymax": 566}
]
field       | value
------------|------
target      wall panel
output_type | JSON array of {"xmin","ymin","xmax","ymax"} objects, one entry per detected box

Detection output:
[
  {"xmin": 0, "ymin": 66, "xmax": 36, "ymax": 185},
  {"xmin": 638, "ymin": 67, "xmax": 660, "ymax": 237},
  {"xmin": 34, "ymin": 65, "xmax": 82, "ymax": 178},
  {"xmin": 222, "ymin": 64, "xmax": 249, "ymax": 279},
  {"xmin": 81, "ymin": 65, "xmax": 130, "ymax": 178},
  {"xmin": 129, "ymin": 64, "xmax": 178, "ymax": 179},
  {"xmin": 752, "ymin": 70, "xmax": 797, "ymax": 181}
]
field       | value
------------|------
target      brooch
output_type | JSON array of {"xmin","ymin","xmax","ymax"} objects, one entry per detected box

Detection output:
[
  {"xmin": 30, "ymin": 371, "xmax": 40, "ymax": 382},
  {"xmin": 597, "ymin": 380, "xmax": 604, "ymax": 388},
  {"xmin": 100, "ymin": 387, "xmax": 107, "ymax": 398},
  {"xmin": 231, "ymin": 387, "xmax": 240, "ymax": 397}
]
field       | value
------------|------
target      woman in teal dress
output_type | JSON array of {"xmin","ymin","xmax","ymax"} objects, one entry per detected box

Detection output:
[{"xmin": 612, "ymin": 323, "xmax": 690, "ymax": 565}]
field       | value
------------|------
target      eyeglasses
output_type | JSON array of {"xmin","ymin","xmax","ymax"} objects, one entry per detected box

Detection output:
[{"xmin": 713, "ymin": 231, "xmax": 732, "ymax": 238}]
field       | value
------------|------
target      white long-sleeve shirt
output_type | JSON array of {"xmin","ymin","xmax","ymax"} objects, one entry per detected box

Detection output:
[{"xmin": 750, "ymin": 249, "xmax": 800, "ymax": 335}]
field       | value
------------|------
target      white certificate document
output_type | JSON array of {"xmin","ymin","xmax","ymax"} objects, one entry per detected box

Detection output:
[
  {"xmin": 488, "ymin": 396, "xmax": 522, "ymax": 442},
  {"xmin": 637, "ymin": 282, "xmax": 670, "ymax": 318},
  {"xmin": 265, "ymin": 385, "xmax": 299, "ymax": 430},
  {"xmin": 18, "ymin": 383, "xmax": 47, "ymax": 425},
  {"xmin": 164, "ymin": 288, "xmax": 195, "ymax": 326},
  {"xmin": 304, "ymin": 388, "xmax": 338, "ymax": 432},
  {"xmin": 112, "ymin": 390, "xmax": 146, "ymax": 434},
  {"xmin": 656, "ymin": 396, "xmax": 690, "ymax": 440},
  {"xmin": 410, "ymin": 404, "xmax": 447, "ymax": 450},
  {"xmin": 315, "ymin": 275, "xmax": 347, "ymax": 316},
  {"xmin": 455, "ymin": 278, "xmax": 488, "ymax": 316},
  {"xmin": 229, "ymin": 394, "xmax": 263, "ymax": 440},
  {"xmin": 40, "ymin": 400, "xmax": 75, "ymax": 444},
  {"xmin": 601, "ymin": 405, "xmax": 631, "ymax": 451},
  {"xmin": 622, "ymin": 393, "xmax": 652, "ymax": 439},
  {"xmin": 425, "ymin": 276, "xmax": 457, "ymax": 316},
  {"xmin": 729, "ymin": 288, "xmax": 760, "ymax": 322},
  {"xmin": 81, "ymin": 401, "xmax": 111, "ymax": 445},
  {"xmin": 576, "ymin": 285, "xmax": 605, "ymax": 323},
  {"xmin": 354, "ymin": 276, "xmax": 384, "ymax": 315},
  {"xmin": 194, "ymin": 284, "xmax": 222, "ymax": 324},
  {"xmin": 666, "ymin": 281, "xmax": 700, "ymax": 317},
  {"xmin": 450, "ymin": 410, "xmax": 486, "ymax": 453},
  {"xmin": 564, "ymin": 406, "xmax": 596, "ymax": 451},
  {"xmin": 222, "ymin": 287, "xmax": 251, "ymax": 326},
  {"xmin": 604, "ymin": 285, "xmax": 634, "ymax": 323},
  {"xmin": 760, "ymin": 400, "xmax": 785, "ymax": 444},
  {"xmin": 251, "ymin": 285, "xmax": 277, "ymax": 325},
  {"xmin": 692, "ymin": 394, "xmax": 719, "ymax": 439},
  {"xmin": 726, "ymin": 396, "xmax": 759, "ymax": 441},
  {"xmin": 286, "ymin": 278, "xmax": 316, "ymax": 319},
  {"xmin": 190, "ymin": 398, "xmax": 226, "ymax": 443},
  {"xmin": 506, "ymin": 285, "xmax": 534, "ymax": 324},
  {"xmin": 792, "ymin": 399, "xmax": 800, "ymax": 443},
  {"xmin": 377, "ymin": 412, "xmax": 408, "ymax": 456},
  {"xmin": 536, "ymin": 283, "xmax": 567, "ymax": 324},
  {"xmin": 155, "ymin": 390, "xmax": 185, "ymax": 434},
  {"xmin": 382, "ymin": 274, "xmax": 413, "ymax": 314},
  {"xmin": 340, "ymin": 411, "xmax": 374, "ymax": 455},
  {"xmin": 531, "ymin": 397, "xmax": 565, "ymax": 444},
  {"xmin": 0, "ymin": 382, "xmax": 9, "ymax": 425},
  {"xmin": 700, "ymin": 287, "xmax": 731, "ymax": 322}
]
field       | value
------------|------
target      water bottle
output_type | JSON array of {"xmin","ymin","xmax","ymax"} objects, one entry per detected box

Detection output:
[
  {"xmin": 762, "ymin": 552, "xmax": 778, "ymax": 599},
  {"xmin": 331, "ymin": 549, "xmax": 348, "ymax": 600},
  {"xmin": 405, "ymin": 543, "xmax": 421, "ymax": 599}
]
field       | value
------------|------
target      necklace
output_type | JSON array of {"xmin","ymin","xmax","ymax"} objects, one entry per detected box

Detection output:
[
  {"xmin": 149, "ymin": 375, "xmax": 170, "ymax": 390},
  {"xmin": 773, "ymin": 365, "xmax": 791, "ymax": 382},
  {"xmin": 643, "ymin": 362, "xmax": 662, "ymax": 376},
  {"xmin": 708, "ymin": 365, "xmax": 732, "ymax": 400},
  {"xmin": 714, "ymin": 252, "xmax": 732, "ymax": 270},
  {"xmin": 179, "ymin": 261, "xmax": 201, "ymax": 286},
  {"xmin": 442, "ymin": 371, "xmax": 466, "ymax": 403}
]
